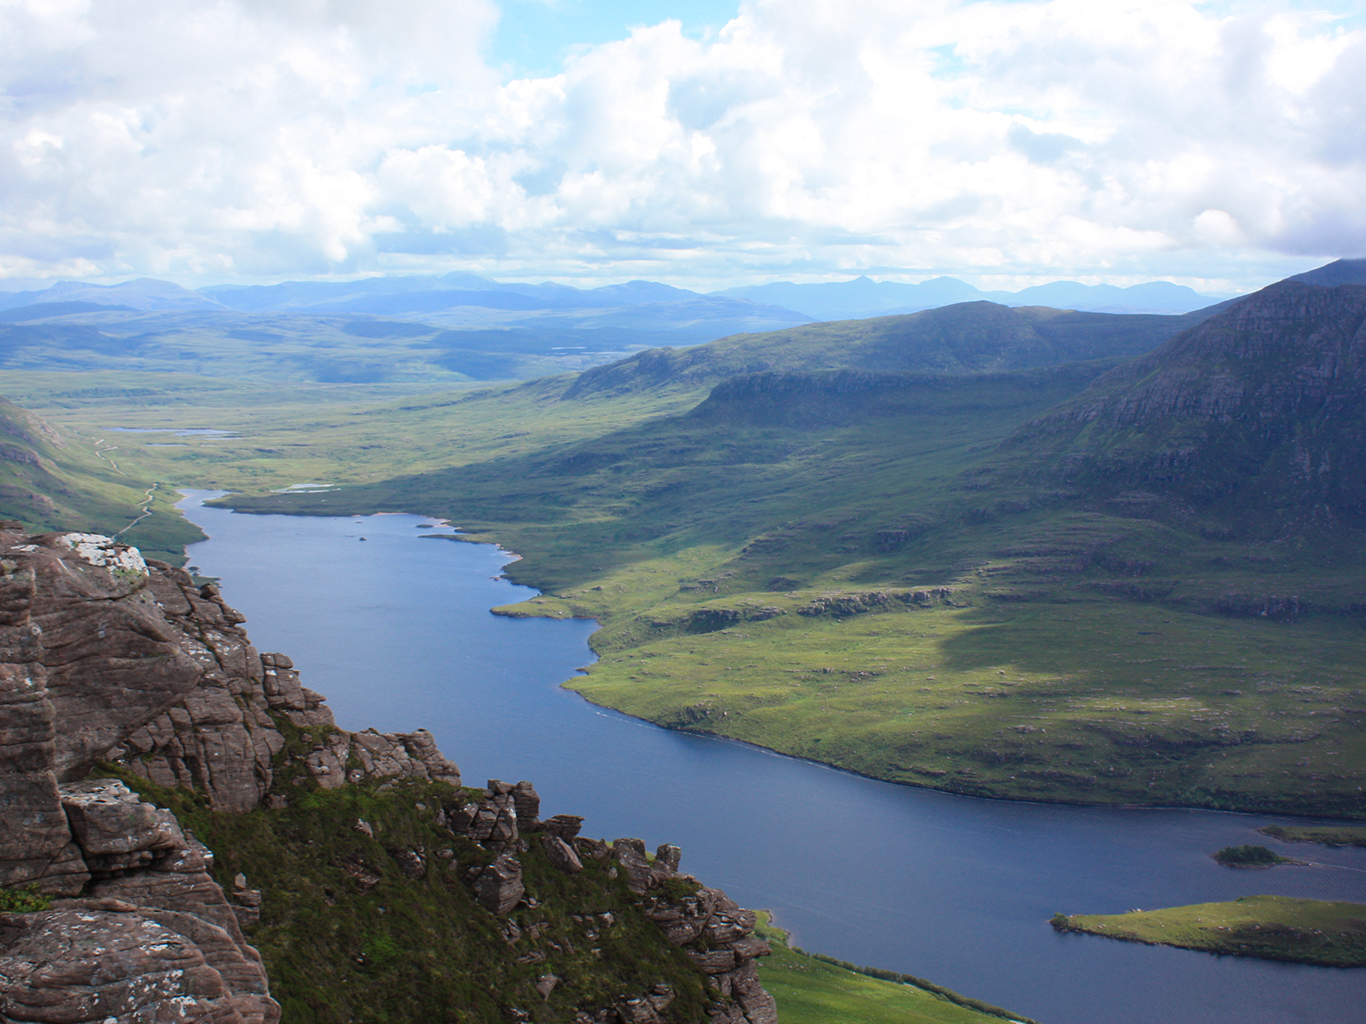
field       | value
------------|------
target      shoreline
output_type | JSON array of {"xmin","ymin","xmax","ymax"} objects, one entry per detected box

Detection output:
[
  {"xmin": 183, "ymin": 491, "xmax": 1366, "ymax": 826},
  {"xmin": 1051, "ymin": 896, "xmax": 1366, "ymax": 969}
]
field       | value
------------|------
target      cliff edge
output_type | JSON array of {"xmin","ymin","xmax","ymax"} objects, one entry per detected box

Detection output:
[{"xmin": 0, "ymin": 527, "xmax": 776, "ymax": 1024}]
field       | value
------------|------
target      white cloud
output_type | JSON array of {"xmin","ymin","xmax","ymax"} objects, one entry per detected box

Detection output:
[{"xmin": 0, "ymin": 0, "xmax": 1361, "ymax": 290}]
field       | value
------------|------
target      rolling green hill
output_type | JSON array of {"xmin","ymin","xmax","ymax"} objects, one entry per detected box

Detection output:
[{"xmin": 563, "ymin": 301, "xmax": 1213, "ymax": 397}]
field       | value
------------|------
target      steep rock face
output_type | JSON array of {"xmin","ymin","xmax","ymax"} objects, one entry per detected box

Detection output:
[
  {"xmin": 1012, "ymin": 282, "xmax": 1366, "ymax": 520},
  {"xmin": 0, "ymin": 525, "xmax": 464, "ymax": 886},
  {"xmin": 0, "ymin": 527, "xmax": 455, "ymax": 1024}
]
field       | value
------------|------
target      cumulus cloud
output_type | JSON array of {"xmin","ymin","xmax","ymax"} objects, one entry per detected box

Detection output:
[{"xmin": 0, "ymin": 0, "xmax": 1361, "ymax": 289}]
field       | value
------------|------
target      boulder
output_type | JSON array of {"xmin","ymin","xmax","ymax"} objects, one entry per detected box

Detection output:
[
  {"xmin": 542, "ymin": 814, "xmax": 584, "ymax": 839},
  {"xmin": 574, "ymin": 836, "xmax": 610, "ymax": 862},
  {"xmin": 612, "ymin": 838, "xmax": 654, "ymax": 894},
  {"xmin": 390, "ymin": 847, "xmax": 427, "ymax": 880},
  {"xmin": 655, "ymin": 843, "xmax": 682, "ymax": 874},
  {"xmin": 472, "ymin": 852, "xmax": 525, "ymax": 915},
  {"xmin": 0, "ymin": 907, "xmax": 242, "ymax": 1024},
  {"xmin": 60, "ymin": 778, "xmax": 184, "ymax": 857},
  {"xmin": 542, "ymin": 835, "xmax": 584, "ymax": 874},
  {"xmin": 512, "ymin": 781, "xmax": 541, "ymax": 825}
]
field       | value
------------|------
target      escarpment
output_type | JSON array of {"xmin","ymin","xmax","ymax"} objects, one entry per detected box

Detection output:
[
  {"xmin": 1010, "ymin": 282, "xmax": 1366, "ymax": 520},
  {"xmin": 0, "ymin": 526, "xmax": 777, "ymax": 1024}
]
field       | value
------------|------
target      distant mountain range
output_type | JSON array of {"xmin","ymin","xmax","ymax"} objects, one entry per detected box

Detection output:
[
  {"xmin": 716, "ymin": 276, "xmax": 1232, "ymax": 319},
  {"xmin": 0, "ymin": 261, "xmax": 1357, "ymax": 384},
  {"xmin": 0, "ymin": 268, "xmax": 1238, "ymax": 324}
]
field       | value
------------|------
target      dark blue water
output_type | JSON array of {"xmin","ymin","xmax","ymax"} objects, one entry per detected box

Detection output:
[{"xmin": 178, "ymin": 492, "xmax": 1366, "ymax": 1024}]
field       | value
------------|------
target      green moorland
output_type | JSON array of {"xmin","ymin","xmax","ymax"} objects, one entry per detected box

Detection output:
[
  {"xmin": 5, "ymin": 288, "xmax": 1365, "ymax": 818},
  {"xmin": 753, "ymin": 914, "xmax": 1037, "ymax": 1024},
  {"xmin": 0, "ymin": 308, "xmax": 639, "ymax": 383},
  {"xmin": 7, "ymin": 359, "xmax": 1366, "ymax": 817},
  {"xmin": 0, "ymin": 391, "xmax": 201, "ymax": 561},
  {"xmin": 1259, "ymin": 825, "xmax": 1366, "ymax": 847},
  {"xmin": 1050, "ymin": 895, "xmax": 1366, "ymax": 967}
]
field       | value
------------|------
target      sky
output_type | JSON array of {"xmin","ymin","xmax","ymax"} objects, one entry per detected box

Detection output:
[{"xmin": 1, "ymin": 0, "xmax": 1363, "ymax": 293}]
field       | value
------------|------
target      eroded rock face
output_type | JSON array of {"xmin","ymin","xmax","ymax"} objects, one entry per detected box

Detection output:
[{"xmin": 1014, "ymin": 282, "xmax": 1366, "ymax": 518}]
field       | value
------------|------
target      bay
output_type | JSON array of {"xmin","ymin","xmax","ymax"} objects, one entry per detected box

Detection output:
[{"xmin": 178, "ymin": 491, "xmax": 1366, "ymax": 1024}]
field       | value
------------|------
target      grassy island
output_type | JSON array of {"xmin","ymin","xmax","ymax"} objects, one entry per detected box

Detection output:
[
  {"xmin": 1051, "ymin": 895, "xmax": 1366, "ymax": 967},
  {"xmin": 1211, "ymin": 844, "xmax": 1297, "ymax": 867}
]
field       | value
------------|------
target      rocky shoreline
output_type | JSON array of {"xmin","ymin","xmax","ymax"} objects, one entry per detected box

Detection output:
[{"xmin": 0, "ymin": 527, "xmax": 777, "ymax": 1024}]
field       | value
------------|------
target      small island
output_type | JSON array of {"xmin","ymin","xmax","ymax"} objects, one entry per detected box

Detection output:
[
  {"xmin": 1051, "ymin": 895, "xmax": 1366, "ymax": 967},
  {"xmin": 1260, "ymin": 825, "xmax": 1366, "ymax": 848},
  {"xmin": 1212, "ymin": 844, "xmax": 1298, "ymax": 867}
]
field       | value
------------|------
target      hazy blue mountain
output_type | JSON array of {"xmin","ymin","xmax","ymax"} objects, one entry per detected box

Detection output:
[
  {"xmin": 586, "ymin": 280, "xmax": 702, "ymax": 304},
  {"xmin": 718, "ymin": 275, "xmax": 1228, "ymax": 320},
  {"xmin": 0, "ymin": 301, "xmax": 138, "ymax": 321},
  {"xmin": 0, "ymin": 278, "xmax": 225, "ymax": 312},
  {"xmin": 714, "ymin": 275, "xmax": 988, "ymax": 320},
  {"xmin": 1005, "ymin": 279, "xmax": 1218, "ymax": 313}
]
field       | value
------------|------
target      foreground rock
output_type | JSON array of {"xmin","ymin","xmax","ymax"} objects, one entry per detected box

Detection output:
[{"xmin": 0, "ymin": 527, "xmax": 450, "ymax": 1024}]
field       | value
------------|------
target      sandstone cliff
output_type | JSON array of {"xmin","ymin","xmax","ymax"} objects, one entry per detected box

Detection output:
[{"xmin": 0, "ymin": 527, "xmax": 776, "ymax": 1024}]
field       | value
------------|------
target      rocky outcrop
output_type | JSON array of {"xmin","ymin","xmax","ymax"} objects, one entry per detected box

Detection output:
[
  {"xmin": 443, "ymin": 777, "xmax": 775, "ymax": 1024},
  {"xmin": 0, "ymin": 778, "xmax": 278, "ymax": 1024},
  {"xmin": 0, "ymin": 902, "xmax": 248, "ymax": 1024},
  {"xmin": 645, "ymin": 885, "xmax": 778, "ymax": 1024},
  {"xmin": 0, "ymin": 525, "xmax": 461, "ymax": 844},
  {"xmin": 0, "ymin": 527, "xmax": 457, "ymax": 1024}
]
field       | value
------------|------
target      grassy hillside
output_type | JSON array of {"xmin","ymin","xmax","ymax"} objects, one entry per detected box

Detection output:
[
  {"xmin": 97, "ymin": 761, "xmax": 719, "ymax": 1024},
  {"xmin": 564, "ymin": 301, "xmax": 1208, "ymax": 397},
  {"xmin": 0, "ymin": 393, "xmax": 200, "ymax": 561}
]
